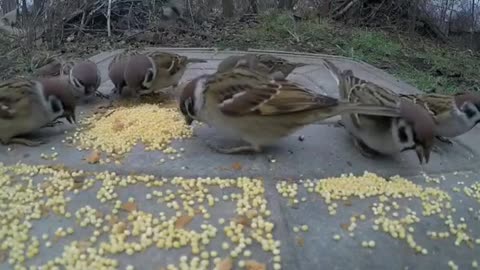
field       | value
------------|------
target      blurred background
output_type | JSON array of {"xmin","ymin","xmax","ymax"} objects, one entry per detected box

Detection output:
[{"xmin": 1, "ymin": 0, "xmax": 479, "ymax": 94}]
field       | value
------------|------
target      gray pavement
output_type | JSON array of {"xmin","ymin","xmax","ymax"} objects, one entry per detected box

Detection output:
[{"xmin": 1, "ymin": 48, "xmax": 479, "ymax": 270}]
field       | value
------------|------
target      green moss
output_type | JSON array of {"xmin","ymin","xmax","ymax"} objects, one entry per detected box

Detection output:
[{"xmin": 224, "ymin": 12, "xmax": 480, "ymax": 94}]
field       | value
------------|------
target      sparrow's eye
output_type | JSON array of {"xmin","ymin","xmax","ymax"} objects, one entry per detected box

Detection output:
[
  {"xmin": 464, "ymin": 106, "xmax": 476, "ymax": 119},
  {"xmin": 72, "ymin": 78, "xmax": 83, "ymax": 89},
  {"xmin": 49, "ymin": 96, "xmax": 63, "ymax": 114},
  {"xmin": 145, "ymin": 70, "xmax": 154, "ymax": 83},
  {"xmin": 184, "ymin": 97, "xmax": 195, "ymax": 118},
  {"xmin": 397, "ymin": 126, "xmax": 408, "ymax": 143}
]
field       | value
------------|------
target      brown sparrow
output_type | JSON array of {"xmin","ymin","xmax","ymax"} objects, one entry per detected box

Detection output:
[
  {"xmin": 323, "ymin": 59, "xmax": 435, "ymax": 164},
  {"xmin": 217, "ymin": 54, "xmax": 307, "ymax": 80},
  {"xmin": 0, "ymin": 78, "xmax": 76, "ymax": 146},
  {"xmin": 35, "ymin": 58, "xmax": 104, "ymax": 100},
  {"xmin": 66, "ymin": 60, "xmax": 104, "ymax": 99},
  {"xmin": 108, "ymin": 51, "xmax": 138, "ymax": 98},
  {"xmin": 124, "ymin": 51, "xmax": 204, "ymax": 97},
  {"xmin": 399, "ymin": 92, "xmax": 480, "ymax": 143},
  {"xmin": 176, "ymin": 68, "xmax": 403, "ymax": 154}
]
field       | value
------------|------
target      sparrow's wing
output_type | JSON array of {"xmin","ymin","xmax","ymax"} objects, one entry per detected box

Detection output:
[
  {"xmin": 147, "ymin": 52, "xmax": 187, "ymax": 75},
  {"xmin": 214, "ymin": 69, "xmax": 338, "ymax": 116},
  {"xmin": 400, "ymin": 93, "xmax": 451, "ymax": 123},
  {"xmin": 0, "ymin": 80, "xmax": 36, "ymax": 120},
  {"xmin": 345, "ymin": 83, "xmax": 402, "ymax": 129},
  {"xmin": 256, "ymin": 54, "xmax": 306, "ymax": 76}
]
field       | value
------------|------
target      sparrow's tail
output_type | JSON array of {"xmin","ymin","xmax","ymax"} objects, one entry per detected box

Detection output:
[
  {"xmin": 336, "ymin": 102, "xmax": 401, "ymax": 118},
  {"xmin": 187, "ymin": 58, "xmax": 208, "ymax": 63},
  {"xmin": 322, "ymin": 59, "xmax": 343, "ymax": 87},
  {"xmin": 306, "ymin": 102, "xmax": 400, "ymax": 125},
  {"xmin": 322, "ymin": 59, "xmax": 358, "ymax": 99}
]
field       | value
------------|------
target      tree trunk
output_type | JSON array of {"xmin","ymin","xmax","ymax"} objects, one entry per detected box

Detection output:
[
  {"xmin": 471, "ymin": 0, "xmax": 475, "ymax": 48},
  {"xmin": 278, "ymin": 0, "xmax": 293, "ymax": 10},
  {"xmin": 249, "ymin": 0, "xmax": 258, "ymax": 13},
  {"xmin": 1, "ymin": 0, "xmax": 17, "ymax": 14},
  {"xmin": 440, "ymin": 0, "xmax": 449, "ymax": 32},
  {"xmin": 222, "ymin": 0, "xmax": 234, "ymax": 18},
  {"xmin": 21, "ymin": 0, "xmax": 27, "ymax": 15}
]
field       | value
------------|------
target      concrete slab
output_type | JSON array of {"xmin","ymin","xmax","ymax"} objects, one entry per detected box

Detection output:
[{"xmin": 1, "ymin": 48, "xmax": 479, "ymax": 270}]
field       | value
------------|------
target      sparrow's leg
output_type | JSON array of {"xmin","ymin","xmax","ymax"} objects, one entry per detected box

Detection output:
[
  {"xmin": 353, "ymin": 138, "xmax": 380, "ymax": 158},
  {"xmin": 42, "ymin": 120, "xmax": 64, "ymax": 128},
  {"xmin": 6, "ymin": 138, "xmax": 46, "ymax": 146},
  {"xmin": 435, "ymin": 136, "xmax": 453, "ymax": 144},
  {"xmin": 206, "ymin": 142, "xmax": 261, "ymax": 154},
  {"xmin": 96, "ymin": 91, "xmax": 110, "ymax": 99},
  {"xmin": 334, "ymin": 120, "xmax": 344, "ymax": 128}
]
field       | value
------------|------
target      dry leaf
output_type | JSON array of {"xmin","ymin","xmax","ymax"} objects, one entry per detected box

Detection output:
[
  {"xmin": 108, "ymin": 215, "xmax": 119, "ymax": 226},
  {"xmin": 85, "ymin": 150, "xmax": 101, "ymax": 164},
  {"xmin": 0, "ymin": 250, "xmax": 7, "ymax": 263},
  {"xmin": 121, "ymin": 202, "xmax": 137, "ymax": 212},
  {"xmin": 231, "ymin": 162, "xmax": 242, "ymax": 171},
  {"xmin": 72, "ymin": 176, "xmax": 84, "ymax": 189},
  {"xmin": 112, "ymin": 222, "xmax": 126, "ymax": 234},
  {"xmin": 112, "ymin": 118, "xmax": 125, "ymax": 132},
  {"xmin": 216, "ymin": 257, "xmax": 233, "ymax": 270},
  {"xmin": 340, "ymin": 223, "xmax": 349, "ymax": 230},
  {"xmin": 76, "ymin": 241, "xmax": 91, "ymax": 252},
  {"xmin": 95, "ymin": 210, "xmax": 103, "ymax": 219},
  {"xmin": 245, "ymin": 260, "xmax": 266, "ymax": 270},
  {"xmin": 296, "ymin": 236, "xmax": 305, "ymax": 247},
  {"xmin": 233, "ymin": 215, "xmax": 251, "ymax": 227},
  {"xmin": 175, "ymin": 215, "xmax": 194, "ymax": 229},
  {"xmin": 40, "ymin": 204, "xmax": 50, "ymax": 217}
]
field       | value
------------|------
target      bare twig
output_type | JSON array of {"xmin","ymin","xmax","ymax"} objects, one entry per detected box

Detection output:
[
  {"xmin": 333, "ymin": 0, "xmax": 359, "ymax": 20},
  {"xmin": 107, "ymin": 0, "xmax": 112, "ymax": 37}
]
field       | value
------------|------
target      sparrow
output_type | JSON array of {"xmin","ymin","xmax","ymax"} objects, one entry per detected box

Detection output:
[
  {"xmin": 66, "ymin": 60, "xmax": 105, "ymax": 100},
  {"xmin": 399, "ymin": 92, "xmax": 480, "ymax": 143},
  {"xmin": 176, "ymin": 68, "xmax": 403, "ymax": 154},
  {"xmin": 108, "ymin": 51, "xmax": 138, "ymax": 98},
  {"xmin": 323, "ymin": 59, "xmax": 435, "ymax": 164},
  {"xmin": 217, "ymin": 54, "xmax": 307, "ymax": 80},
  {"xmin": 0, "ymin": 78, "xmax": 76, "ymax": 146},
  {"xmin": 35, "ymin": 58, "xmax": 105, "ymax": 100},
  {"xmin": 124, "ymin": 51, "xmax": 205, "ymax": 97}
]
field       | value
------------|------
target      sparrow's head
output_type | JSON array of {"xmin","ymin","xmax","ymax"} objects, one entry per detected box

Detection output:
[
  {"xmin": 108, "ymin": 59, "xmax": 127, "ymax": 92},
  {"xmin": 38, "ymin": 78, "xmax": 77, "ymax": 124},
  {"xmin": 124, "ymin": 54, "xmax": 156, "ymax": 91},
  {"xmin": 396, "ymin": 99, "xmax": 435, "ymax": 164},
  {"xmin": 69, "ymin": 61, "xmax": 101, "ymax": 96},
  {"xmin": 177, "ymin": 75, "xmax": 208, "ymax": 125},
  {"xmin": 454, "ymin": 91, "xmax": 480, "ymax": 125}
]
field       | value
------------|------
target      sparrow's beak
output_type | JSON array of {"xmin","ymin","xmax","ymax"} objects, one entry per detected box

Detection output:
[
  {"xmin": 65, "ymin": 111, "xmax": 76, "ymax": 124},
  {"xmin": 184, "ymin": 115, "xmax": 193, "ymax": 126},
  {"xmin": 415, "ymin": 145, "xmax": 431, "ymax": 164}
]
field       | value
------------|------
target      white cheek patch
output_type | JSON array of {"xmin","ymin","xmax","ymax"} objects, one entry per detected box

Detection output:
[
  {"xmin": 35, "ymin": 81, "xmax": 50, "ymax": 111},
  {"xmin": 193, "ymin": 77, "xmax": 208, "ymax": 114},
  {"xmin": 142, "ymin": 68, "xmax": 155, "ymax": 88},
  {"xmin": 220, "ymin": 91, "xmax": 247, "ymax": 107}
]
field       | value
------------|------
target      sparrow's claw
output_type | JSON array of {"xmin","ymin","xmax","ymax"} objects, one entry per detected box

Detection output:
[
  {"xmin": 436, "ymin": 136, "xmax": 453, "ymax": 144},
  {"xmin": 96, "ymin": 91, "xmax": 110, "ymax": 99},
  {"xmin": 7, "ymin": 138, "xmax": 46, "ymax": 146},
  {"xmin": 354, "ymin": 138, "xmax": 379, "ymax": 158},
  {"xmin": 432, "ymin": 145, "xmax": 442, "ymax": 153},
  {"xmin": 43, "ymin": 120, "xmax": 64, "ymax": 128},
  {"xmin": 206, "ymin": 141, "xmax": 261, "ymax": 154},
  {"xmin": 334, "ymin": 120, "xmax": 345, "ymax": 128}
]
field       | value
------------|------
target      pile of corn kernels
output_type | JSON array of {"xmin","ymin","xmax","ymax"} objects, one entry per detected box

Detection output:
[
  {"xmin": 68, "ymin": 103, "xmax": 193, "ymax": 156},
  {"xmin": 276, "ymin": 172, "xmax": 480, "ymax": 268},
  {"xmin": 0, "ymin": 163, "xmax": 277, "ymax": 270}
]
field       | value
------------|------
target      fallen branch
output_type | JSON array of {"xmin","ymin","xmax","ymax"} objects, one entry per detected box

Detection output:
[
  {"xmin": 107, "ymin": 0, "xmax": 112, "ymax": 37},
  {"xmin": 333, "ymin": 0, "xmax": 359, "ymax": 20}
]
